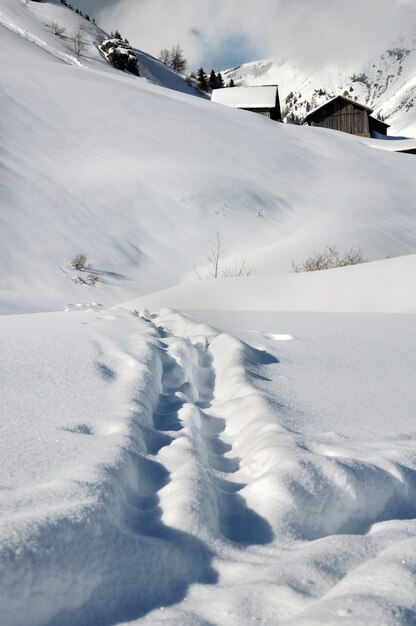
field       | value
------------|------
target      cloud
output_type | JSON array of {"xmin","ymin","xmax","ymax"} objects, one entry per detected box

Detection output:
[{"xmin": 98, "ymin": 0, "xmax": 416, "ymax": 71}]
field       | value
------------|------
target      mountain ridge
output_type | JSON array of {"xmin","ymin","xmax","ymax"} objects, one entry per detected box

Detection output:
[{"xmin": 222, "ymin": 29, "xmax": 416, "ymax": 136}]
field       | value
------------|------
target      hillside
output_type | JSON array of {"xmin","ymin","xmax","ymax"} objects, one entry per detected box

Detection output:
[
  {"xmin": 1, "ymin": 0, "xmax": 416, "ymax": 312},
  {"xmin": 223, "ymin": 28, "xmax": 416, "ymax": 137}
]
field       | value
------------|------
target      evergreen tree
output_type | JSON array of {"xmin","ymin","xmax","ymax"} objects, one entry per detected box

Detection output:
[
  {"xmin": 209, "ymin": 69, "xmax": 217, "ymax": 90},
  {"xmin": 216, "ymin": 72, "xmax": 224, "ymax": 88},
  {"xmin": 228, "ymin": 78, "xmax": 235, "ymax": 88},
  {"xmin": 196, "ymin": 67, "xmax": 208, "ymax": 92}
]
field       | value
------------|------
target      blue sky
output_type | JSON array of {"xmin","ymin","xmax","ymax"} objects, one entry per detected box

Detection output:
[{"xmin": 75, "ymin": 0, "xmax": 415, "ymax": 71}]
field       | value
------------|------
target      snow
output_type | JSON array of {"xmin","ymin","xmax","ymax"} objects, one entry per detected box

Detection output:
[
  {"xmin": 126, "ymin": 255, "xmax": 416, "ymax": 314},
  {"xmin": 1, "ymin": 1, "xmax": 416, "ymax": 624},
  {"xmin": 1, "ymin": 0, "xmax": 416, "ymax": 308},
  {"xmin": 211, "ymin": 85, "xmax": 278, "ymax": 108},
  {"xmin": 222, "ymin": 32, "xmax": 416, "ymax": 137},
  {"xmin": 365, "ymin": 137, "xmax": 416, "ymax": 153},
  {"xmin": 2, "ymin": 303, "xmax": 416, "ymax": 625}
]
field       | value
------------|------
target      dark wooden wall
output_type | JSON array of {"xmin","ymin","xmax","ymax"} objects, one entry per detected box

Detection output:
[
  {"xmin": 244, "ymin": 108, "xmax": 271, "ymax": 118},
  {"xmin": 369, "ymin": 117, "xmax": 389, "ymax": 136},
  {"xmin": 309, "ymin": 99, "xmax": 370, "ymax": 135},
  {"xmin": 243, "ymin": 105, "xmax": 282, "ymax": 121}
]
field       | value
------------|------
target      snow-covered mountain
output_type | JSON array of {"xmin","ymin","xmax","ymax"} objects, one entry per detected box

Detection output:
[{"xmin": 223, "ymin": 29, "xmax": 416, "ymax": 137}]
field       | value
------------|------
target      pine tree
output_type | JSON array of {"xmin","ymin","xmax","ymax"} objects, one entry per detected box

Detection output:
[
  {"xmin": 197, "ymin": 67, "xmax": 208, "ymax": 92},
  {"xmin": 216, "ymin": 72, "xmax": 224, "ymax": 88},
  {"xmin": 228, "ymin": 78, "xmax": 235, "ymax": 88},
  {"xmin": 209, "ymin": 69, "xmax": 217, "ymax": 90}
]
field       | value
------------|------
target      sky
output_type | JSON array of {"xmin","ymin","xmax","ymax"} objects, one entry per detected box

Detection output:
[{"xmin": 76, "ymin": 0, "xmax": 416, "ymax": 71}]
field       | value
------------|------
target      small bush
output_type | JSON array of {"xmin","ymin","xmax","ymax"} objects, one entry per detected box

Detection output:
[
  {"xmin": 292, "ymin": 246, "xmax": 369, "ymax": 272},
  {"xmin": 84, "ymin": 273, "xmax": 100, "ymax": 285},
  {"xmin": 193, "ymin": 232, "xmax": 255, "ymax": 279},
  {"xmin": 71, "ymin": 254, "xmax": 88, "ymax": 270},
  {"xmin": 45, "ymin": 22, "xmax": 66, "ymax": 36}
]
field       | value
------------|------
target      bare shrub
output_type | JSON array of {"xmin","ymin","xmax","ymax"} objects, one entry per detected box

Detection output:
[
  {"xmin": 194, "ymin": 232, "xmax": 255, "ymax": 279},
  {"xmin": 70, "ymin": 272, "xmax": 100, "ymax": 286},
  {"xmin": 73, "ymin": 25, "xmax": 88, "ymax": 57},
  {"xmin": 292, "ymin": 246, "xmax": 369, "ymax": 273},
  {"xmin": 84, "ymin": 273, "xmax": 100, "ymax": 286},
  {"xmin": 45, "ymin": 22, "xmax": 66, "ymax": 37},
  {"xmin": 222, "ymin": 256, "xmax": 255, "ymax": 278},
  {"xmin": 71, "ymin": 254, "xmax": 88, "ymax": 270}
]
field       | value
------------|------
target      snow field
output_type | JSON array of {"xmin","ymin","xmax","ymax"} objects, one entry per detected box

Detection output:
[
  {"xmin": 133, "ymin": 309, "xmax": 416, "ymax": 625},
  {"xmin": 1, "ymin": 0, "xmax": 416, "ymax": 622},
  {"xmin": 126, "ymin": 254, "xmax": 416, "ymax": 314},
  {"xmin": 1, "ymin": 302, "xmax": 416, "ymax": 624},
  {"xmin": 1, "ymin": 0, "xmax": 416, "ymax": 308}
]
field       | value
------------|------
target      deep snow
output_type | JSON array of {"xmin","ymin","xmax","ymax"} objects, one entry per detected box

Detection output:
[
  {"xmin": 1, "ymin": 0, "xmax": 416, "ymax": 309},
  {"xmin": 1, "ymin": 1, "xmax": 416, "ymax": 625},
  {"xmin": 2, "ymin": 305, "xmax": 416, "ymax": 626}
]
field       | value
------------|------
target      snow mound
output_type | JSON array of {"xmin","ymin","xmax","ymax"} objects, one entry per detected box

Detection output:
[{"xmin": 124, "ymin": 254, "xmax": 416, "ymax": 314}]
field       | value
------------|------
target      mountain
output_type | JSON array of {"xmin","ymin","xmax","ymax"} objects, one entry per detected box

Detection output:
[{"xmin": 222, "ymin": 29, "xmax": 416, "ymax": 137}]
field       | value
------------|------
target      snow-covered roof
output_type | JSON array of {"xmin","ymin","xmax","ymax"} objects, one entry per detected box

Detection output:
[
  {"xmin": 211, "ymin": 85, "xmax": 278, "ymax": 109},
  {"xmin": 304, "ymin": 95, "xmax": 374, "ymax": 122}
]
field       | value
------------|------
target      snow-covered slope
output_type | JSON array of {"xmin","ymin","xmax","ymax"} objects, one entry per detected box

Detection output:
[
  {"xmin": 0, "ymin": 0, "xmax": 202, "ymax": 93},
  {"xmin": 1, "ymin": 0, "xmax": 416, "ymax": 311},
  {"xmin": 223, "ymin": 29, "xmax": 416, "ymax": 137},
  {"xmin": 125, "ymin": 254, "xmax": 416, "ymax": 314}
]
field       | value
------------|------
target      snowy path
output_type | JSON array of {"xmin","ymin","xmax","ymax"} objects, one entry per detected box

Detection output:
[{"xmin": 1, "ymin": 307, "xmax": 416, "ymax": 625}]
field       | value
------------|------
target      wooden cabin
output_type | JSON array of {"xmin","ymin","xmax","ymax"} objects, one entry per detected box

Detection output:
[
  {"xmin": 303, "ymin": 95, "xmax": 390, "ymax": 137},
  {"xmin": 211, "ymin": 85, "xmax": 282, "ymax": 121}
]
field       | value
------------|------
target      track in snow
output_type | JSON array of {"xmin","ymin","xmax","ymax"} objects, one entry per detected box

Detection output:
[
  {"xmin": 144, "ymin": 312, "xmax": 273, "ymax": 548},
  {"xmin": 2, "ymin": 307, "xmax": 416, "ymax": 626}
]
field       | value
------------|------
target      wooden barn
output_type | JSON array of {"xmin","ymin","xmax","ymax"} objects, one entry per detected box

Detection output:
[
  {"xmin": 211, "ymin": 85, "xmax": 282, "ymax": 121},
  {"xmin": 303, "ymin": 95, "xmax": 390, "ymax": 137}
]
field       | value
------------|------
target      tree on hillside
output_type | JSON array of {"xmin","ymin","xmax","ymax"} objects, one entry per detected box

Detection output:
[
  {"xmin": 158, "ymin": 45, "xmax": 187, "ymax": 74},
  {"xmin": 209, "ymin": 69, "xmax": 217, "ymax": 90},
  {"xmin": 159, "ymin": 48, "xmax": 171, "ymax": 65},
  {"xmin": 228, "ymin": 78, "xmax": 235, "ymax": 87},
  {"xmin": 216, "ymin": 72, "xmax": 224, "ymax": 88},
  {"xmin": 73, "ymin": 24, "xmax": 88, "ymax": 57},
  {"xmin": 170, "ymin": 44, "xmax": 187, "ymax": 73},
  {"xmin": 196, "ymin": 67, "xmax": 208, "ymax": 92}
]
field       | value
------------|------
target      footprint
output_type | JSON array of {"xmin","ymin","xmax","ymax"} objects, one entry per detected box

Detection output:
[{"xmin": 63, "ymin": 423, "xmax": 95, "ymax": 435}]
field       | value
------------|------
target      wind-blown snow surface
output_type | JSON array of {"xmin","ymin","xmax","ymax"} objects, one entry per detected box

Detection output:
[
  {"xmin": 1, "ymin": 304, "xmax": 416, "ymax": 625},
  {"xmin": 1, "ymin": 0, "xmax": 416, "ymax": 310},
  {"xmin": 126, "ymin": 254, "xmax": 416, "ymax": 314}
]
